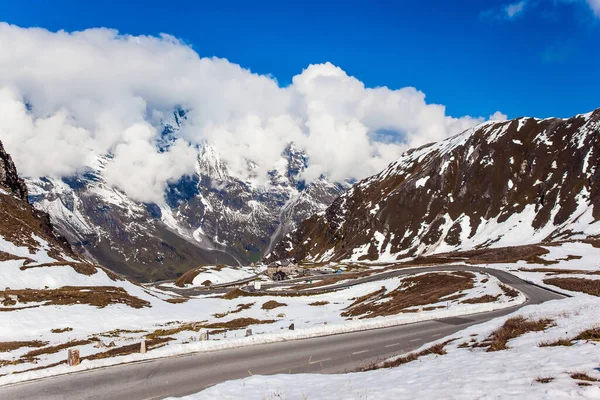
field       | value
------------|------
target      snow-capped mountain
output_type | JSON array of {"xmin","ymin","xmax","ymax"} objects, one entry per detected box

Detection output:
[
  {"xmin": 25, "ymin": 112, "xmax": 343, "ymax": 281},
  {"xmin": 267, "ymin": 108, "xmax": 600, "ymax": 263}
]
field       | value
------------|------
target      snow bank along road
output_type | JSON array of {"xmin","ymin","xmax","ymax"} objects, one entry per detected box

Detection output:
[{"xmin": 0, "ymin": 267, "xmax": 565, "ymax": 400}]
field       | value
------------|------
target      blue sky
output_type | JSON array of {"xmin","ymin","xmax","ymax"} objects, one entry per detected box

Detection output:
[{"xmin": 1, "ymin": 0, "xmax": 598, "ymax": 119}]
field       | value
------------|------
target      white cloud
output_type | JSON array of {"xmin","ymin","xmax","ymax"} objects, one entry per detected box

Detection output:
[
  {"xmin": 585, "ymin": 0, "xmax": 600, "ymax": 16},
  {"xmin": 506, "ymin": 1, "xmax": 527, "ymax": 18},
  {"xmin": 489, "ymin": 111, "xmax": 509, "ymax": 121},
  {"xmin": 0, "ymin": 24, "xmax": 504, "ymax": 202}
]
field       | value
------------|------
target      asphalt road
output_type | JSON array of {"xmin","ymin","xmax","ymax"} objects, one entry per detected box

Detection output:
[{"xmin": 0, "ymin": 268, "xmax": 565, "ymax": 400}]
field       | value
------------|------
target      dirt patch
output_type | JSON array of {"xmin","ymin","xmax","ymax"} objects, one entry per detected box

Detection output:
[
  {"xmin": 361, "ymin": 340, "xmax": 454, "ymax": 371},
  {"xmin": 309, "ymin": 301, "xmax": 330, "ymax": 306},
  {"xmin": 343, "ymin": 272, "xmax": 475, "ymax": 319},
  {"xmin": 0, "ymin": 340, "xmax": 48, "ymax": 353},
  {"xmin": 51, "ymin": 327, "xmax": 73, "ymax": 334},
  {"xmin": 544, "ymin": 277, "xmax": 600, "ymax": 296},
  {"xmin": 462, "ymin": 294, "xmax": 500, "ymax": 304},
  {"xmin": 0, "ymin": 286, "xmax": 150, "ymax": 309},
  {"xmin": 483, "ymin": 316, "xmax": 554, "ymax": 352},
  {"xmin": 261, "ymin": 300, "xmax": 287, "ymax": 310}
]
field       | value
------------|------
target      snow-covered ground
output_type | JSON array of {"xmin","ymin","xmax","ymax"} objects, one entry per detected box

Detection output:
[
  {"xmin": 173, "ymin": 242, "xmax": 600, "ymax": 400},
  {"xmin": 160, "ymin": 265, "xmax": 260, "ymax": 288},
  {"xmin": 0, "ymin": 234, "xmax": 520, "ymax": 385}
]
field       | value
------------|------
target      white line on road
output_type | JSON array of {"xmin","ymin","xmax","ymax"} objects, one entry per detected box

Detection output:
[
  {"xmin": 409, "ymin": 338, "xmax": 421, "ymax": 342},
  {"xmin": 309, "ymin": 358, "xmax": 332, "ymax": 365},
  {"xmin": 351, "ymin": 350, "xmax": 370, "ymax": 355},
  {"xmin": 431, "ymin": 333, "xmax": 443, "ymax": 337},
  {"xmin": 385, "ymin": 343, "xmax": 401, "ymax": 348}
]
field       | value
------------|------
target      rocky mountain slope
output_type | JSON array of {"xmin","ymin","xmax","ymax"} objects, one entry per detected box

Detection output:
[
  {"xmin": 268, "ymin": 108, "xmax": 600, "ymax": 263},
  {"xmin": 26, "ymin": 112, "xmax": 343, "ymax": 281},
  {"xmin": 0, "ymin": 140, "xmax": 74, "ymax": 262}
]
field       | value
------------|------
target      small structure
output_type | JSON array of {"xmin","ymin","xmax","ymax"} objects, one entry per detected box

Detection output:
[
  {"xmin": 273, "ymin": 270, "xmax": 287, "ymax": 281},
  {"xmin": 68, "ymin": 349, "xmax": 80, "ymax": 366},
  {"xmin": 266, "ymin": 259, "xmax": 304, "ymax": 281}
]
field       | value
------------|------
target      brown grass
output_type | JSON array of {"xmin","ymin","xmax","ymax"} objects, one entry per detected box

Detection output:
[
  {"xmin": 535, "ymin": 377, "xmax": 554, "ymax": 384},
  {"xmin": 0, "ymin": 251, "xmax": 34, "ymax": 263},
  {"xmin": 165, "ymin": 297, "xmax": 188, "ymax": 304},
  {"xmin": 539, "ymin": 338, "xmax": 573, "ymax": 347},
  {"xmin": 462, "ymin": 294, "xmax": 500, "ymax": 304},
  {"xmin": 0, "ymin": 286, "xmax": 150, "ymax": 309},
  {"xmin": 98, "ymin": 329, "xmax": 146, "ymax": 338},
  {"xmin": 147, "ymin": 317, "xmax": 275, "ymax": 339},
  {"xmin": 22, "ymin": 339, "xmax": 98, "ymax": 360},
  {"xmin": 484, "ymin": 316, "xmax": 554, "ymax": 352},
  {"xmin": 500, "ymin": 284, "xmax": 520, "ymax": 298},
  {"xmin": 174, "ymin": 264, "xmax": 229, "ymax": 287},
  {"xmin": 213, "ymin": 302, "xmax": 255, "ymax": 318},
  {"xmin": 0, "ymin": 340, "xmax": 48, "ymax": 352},
  {"xmin": 574, "ymin": 327, "xmax": 600, "ymax": 341},
  {"xmin": 205, "ymin": 318, "xmax": 276, "ymax": 330},
  {"xmin": 405, "ymin": 245, "xmax": 555, "ymax": 266},
  {"xmin": 261, "ymin": 300, "xmax": 287, "ymax": 310},
  {"xmin": 544, "ymin": 278, "xmax": 600, "ymax": 296},
  {"xmin": 570, "ymin": 372, "xmax": 599, "ymax": 382},
  {"xmin": 221, "ymin": 287, "xmax": 322, "ymax": 299},
  {"xmin": 309, "ymin": 301, "xmax": 330, "ymax": 306},
  {"xmin": 174, "ymin": 267, "xmax": 205, "ymax": 287},
  {"xmin": 361, "ymin": 340, "xmax": 454, "ymax": 371},
  {"xmin": 84, "ymin": 337, "xmax": 174, "ymax": 361},
  {"xmin": 343, "ymin": 272, "xmax": 475, "ymax": 319},
  {"xmin": 146, "ymin": 321, "xmax": 207, "ymax": 340},
  {"xmin": 520, "ymin": 268, "xmax": 600, "ymax": 276},
  {"xmin": 20, "ymin": 262, "xmax": 97, "ymax": 276},
  {"xmin": 50, "ymin": 327, "xmax": 73, "ymax": 334}
]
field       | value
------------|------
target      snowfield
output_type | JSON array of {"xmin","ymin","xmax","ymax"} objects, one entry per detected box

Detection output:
[
  {"xmin": 0, "ymin": 233, "xmax": 523, "ymax": 385},
  {"xmin": 172, "ymin": 242, "xmax": 600, "ymax": 400}
]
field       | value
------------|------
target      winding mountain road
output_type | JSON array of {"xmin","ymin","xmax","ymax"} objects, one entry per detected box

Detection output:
[{"xmin": 0, "ymin": 267, "xmax": 565, "ymax": 400}]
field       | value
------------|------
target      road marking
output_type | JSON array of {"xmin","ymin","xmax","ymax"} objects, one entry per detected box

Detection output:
[
  {"xmin": 309, "ymin": 358, "xmax": 331, "ymax": 364},
  {"xmin": 410, "ymin": 338, "xmax": 421, "ymax": 342},
  {"xmin": 351, "ymin": 350, "xmax": 369, "ymax": 355},
  {"xmin": 431, "ymin": 333, "xmax": 442, "ymax": 337},
  {"xmin": 385, "ymin": 343, "xmax": 401, "ymax": 348}
]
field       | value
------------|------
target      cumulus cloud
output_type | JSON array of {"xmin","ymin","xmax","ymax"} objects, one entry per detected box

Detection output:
[
  {"xmin": 0, "ymin": 23, "xmax": 503, "ymax": 202},
  {"xmin": 489, "ymin": 111, "xmax": 509, "ymax": 121}
]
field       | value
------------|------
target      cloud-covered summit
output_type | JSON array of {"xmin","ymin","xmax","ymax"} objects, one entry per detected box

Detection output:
[{"xmin": 0, "ymin": 23, "xmax": 504, "ymax": 203}]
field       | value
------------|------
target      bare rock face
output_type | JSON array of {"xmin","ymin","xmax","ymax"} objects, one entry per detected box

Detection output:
[
  {"xmin": 0, "ymin": 140, "xmax": 75, "ymax": 258},
  {"xmin": 0, "ymin": 140, "xmax": 27, "ymax": 200},
  {"xmin": 267, "ymin": 109, "xmax": 600, "ymax": 263}
]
